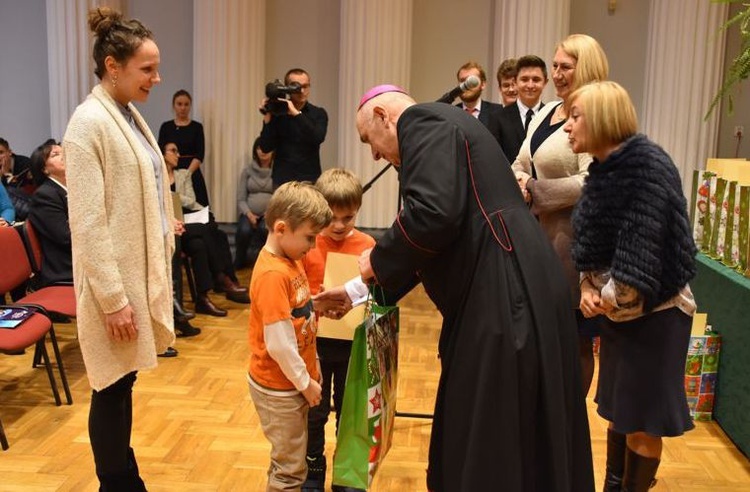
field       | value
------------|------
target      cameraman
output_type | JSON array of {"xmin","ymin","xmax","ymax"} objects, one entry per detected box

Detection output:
[{"xmin": 258, "ymin": 68, "xmax": 328, "ymax": 188}]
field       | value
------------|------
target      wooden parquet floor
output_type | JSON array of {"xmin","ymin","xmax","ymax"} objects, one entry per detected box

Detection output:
[{"xmin": 1, "ymin": 270, "xmax": 749, "ymax": 491}]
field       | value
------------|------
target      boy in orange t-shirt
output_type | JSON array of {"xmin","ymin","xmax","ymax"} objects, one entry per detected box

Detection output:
[
  {"xmin": 248, "ymin": 181, "xmax": 347, "ymax": 491},
  {"xmin": 301, "ymin": 169, "xmax": 376, "ymax": 491}
]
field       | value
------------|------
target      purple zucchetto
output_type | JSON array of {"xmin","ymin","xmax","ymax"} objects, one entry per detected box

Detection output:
[{"xmin": 358, "ymin": 84, "xmax": 408, "ymax": 110}]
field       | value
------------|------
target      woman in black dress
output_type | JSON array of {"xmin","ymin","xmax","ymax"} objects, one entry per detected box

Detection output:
[
  {"xmin": 566, "ymin": 81, "xmax": 696, "ymax": 492},
  {"xmin": 158, "ymin": 89, "xmax": 209, "ymax": 206}
]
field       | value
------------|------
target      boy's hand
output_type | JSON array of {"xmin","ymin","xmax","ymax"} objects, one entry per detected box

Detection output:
[
  {"xmin": 312, "ymin": 285, "xmax": 352, "ymax": 318},
  {"xmin": 302, "ymin": 378, "xmax": 322, "ymax": 407}
]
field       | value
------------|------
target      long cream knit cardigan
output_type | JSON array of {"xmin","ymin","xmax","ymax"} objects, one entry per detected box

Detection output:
[
  {"xmin": 511, "ymin": 101, "xmax": 592, "ymax": 306},
  {"xmin": 64, "ymin": 84, "xmax": 175, "ymax": 391}
]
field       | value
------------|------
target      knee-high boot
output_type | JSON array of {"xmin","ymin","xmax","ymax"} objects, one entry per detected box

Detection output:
[
  {"xmin": 97, "ymin": 448, "xmax": 146, "ymax": 492},
  {"xmin": 603, "ymin": 428, "xmax": 626, "ymax": 491},
  {"xmin": 622, "ymin": 447, "xmax": 660, "ymax": 492},
  {"xmin": 172, "ymin": 242, "xmax": 194, "ymax": 323}
]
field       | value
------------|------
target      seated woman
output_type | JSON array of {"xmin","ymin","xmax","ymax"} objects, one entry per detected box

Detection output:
[
  {"xmin": 28, "ymin": 141, "xmax": 72, "ymax": 287},
  {"xmin": 164, "ymin": 142, "xmax": 249, "ymax": 316},
  {"xmin": 0, "ymin": 183, "xmax": 14, "ymax": 227},
  {"xmin": 234, "ymin": 137, "xmax": 273, "ymax": 270}
]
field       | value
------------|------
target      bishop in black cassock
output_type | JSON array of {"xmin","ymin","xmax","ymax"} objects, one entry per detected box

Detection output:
[{"xmin": 355, "ymin": 86, "xmax": 594, "ymax": 492}]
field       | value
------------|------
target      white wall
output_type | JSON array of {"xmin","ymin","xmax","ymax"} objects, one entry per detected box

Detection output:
[
  {"xmin": 266, "ymin": 0, "xmax": 340, "ymax": 170},
  {"xmin": 411, "ymin": 0, "xmax": 494, "ymax": 104},
  {"xmin": 716, "ymin": 3, "xmax": 750, "ymax": 158},
  {"xmin": 570, "ymin": 0, "xmax": 649, "ymax": 116},
  {"xmin": 410, "ymin": 0, "xmax": 651, "ymax": 115},
  {"xmin": 0, "ymin": 0, "xmax": 51, "ymax": 155},
  {"xmin": 126, "ymin": 0, "xmax": 194, "ymax": 137}
]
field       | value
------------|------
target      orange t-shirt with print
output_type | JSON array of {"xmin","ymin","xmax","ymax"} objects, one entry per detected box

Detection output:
[
  {"xmin": 248, "ymin": 248, "xmax": 319, "ymax": 391},
  {"xmin": 302, "ymin": 229, "xmax": 376, "ymax": 296}
]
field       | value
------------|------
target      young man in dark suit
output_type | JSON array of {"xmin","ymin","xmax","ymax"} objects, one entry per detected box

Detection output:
[
  {"xmin": 453, "ymin": 61, "xmax": 505, "ymax": 147},
  {"xmin": 498, "ymin": 55, "xmax": 548, "ymax": 162}
]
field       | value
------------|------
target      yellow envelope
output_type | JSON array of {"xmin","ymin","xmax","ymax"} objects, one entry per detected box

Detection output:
[
  {"xmin": 317, "ymin": 252, "xmax": 366, "ymax": 340},
  {"xmin": 691, "ymin": 312, "xmax": 708, "ymax": 336},
  {"xmin": 706, "ymin": 158, "xmax": 750, "ymax": 184}
]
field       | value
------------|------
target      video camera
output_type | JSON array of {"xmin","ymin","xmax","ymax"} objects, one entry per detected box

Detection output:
[{"xmin": 261, "ymin": 79, "xmax": 302, "ymax": 115}]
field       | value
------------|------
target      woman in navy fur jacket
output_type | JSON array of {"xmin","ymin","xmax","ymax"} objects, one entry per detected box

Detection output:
[{"xmin": 565, "ymin": 81, "xmax": 696, "ymax": 492}]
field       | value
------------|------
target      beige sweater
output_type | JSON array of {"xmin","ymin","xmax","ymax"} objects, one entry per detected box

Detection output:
[
  {"xmin": 511, "ymin": 101, "xmax": 592, "ymax": 305},
  {"xmin": 64, "ymin": 84, "xmax": 175, "ymax": 391}
]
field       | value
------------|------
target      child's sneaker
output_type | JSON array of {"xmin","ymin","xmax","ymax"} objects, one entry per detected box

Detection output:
[{"xmin": 301, "ymin": 454, "xmax": 326, "ymax": 491}]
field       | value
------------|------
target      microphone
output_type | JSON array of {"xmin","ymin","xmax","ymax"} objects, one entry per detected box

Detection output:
[{"xmin": 436, "ymin": 75, "xmax": 481, "ymax": 103}]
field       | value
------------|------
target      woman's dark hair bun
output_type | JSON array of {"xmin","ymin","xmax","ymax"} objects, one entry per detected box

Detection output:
[{"xmin": 88, "ymin": 7, "xmax": 122, "ymax": 37}]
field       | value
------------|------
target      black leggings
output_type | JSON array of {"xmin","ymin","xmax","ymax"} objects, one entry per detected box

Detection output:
[{"xmin": 89, "ymin": 371, "xmax": 137, "ymax": 476}]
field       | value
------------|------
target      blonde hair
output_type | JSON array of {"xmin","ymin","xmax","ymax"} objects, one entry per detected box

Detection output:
[
  {"xmin": 557, "ymin": 34, "xmax": 609, "ymax": 93},
  {"xmin": 265, "ymin": 181, "xmax": 332, "ymax": 231},
  {"xmin": 568, "ymin": 81, "xmax": 638, "ymax": 150},
  {"xmin": 315, "ymin": 168, "xmax": 364, "ymax": 210}
]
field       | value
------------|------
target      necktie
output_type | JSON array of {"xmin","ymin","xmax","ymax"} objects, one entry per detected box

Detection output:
[
  {"xmin": 465, "ymin": 107, "xmax": 477, "ymax": 118},
  {"xmin": 524, "ymin": 109, "xmax": 534, "ymax": 132}
]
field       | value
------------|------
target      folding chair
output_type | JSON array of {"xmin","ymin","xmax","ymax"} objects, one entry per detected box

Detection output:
[
  {"xmin": 18, "ymin": 219, "xmax": 76, "ymax": 318},
  {"xmin": 173, "ymin": 192, "xmax": 198, "ymax": 303},
  {"xmin": 0, "ymin": 227, "xmax": 72, "ymax": 408},
  {"xmin": 0, "ymin": 413, "xmax": 8, "ymax": 450},
  {"xmin": 0, "ymin": 305, "xmax": 66, "ymax": 450}
]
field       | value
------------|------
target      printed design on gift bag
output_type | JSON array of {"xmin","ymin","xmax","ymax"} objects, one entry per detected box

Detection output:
[
  {"xmin": 685, "ymin": 333, "xmax": 722, "ymax": 421},
  {"xmin": 710, "ymin": 178, "xmax": 728, "ymax": 258},
  {"xmin": 685, "ymin": 376, "xmax": 701, "ymax": 397},
  {"xmin": 726, "ymin": 183, "xmax": 740, "ymax": 266},
  {"xmin": 701, "ymin": 373, "xmax": 717, "ymax": 394},
  {"xmin": 685, "ymin": 354, "xmax": 704, "ymax": 376},
  {"xmin": 365, "ymin": 308, "xmax": 399, "ymax": 484},
  {"xmin": 332, "ymin": 303, "xmax": 400, "ymax": 490},
  {"xmin": 738, "ymin": 186, "xmax": 750, "ymax": 273}
]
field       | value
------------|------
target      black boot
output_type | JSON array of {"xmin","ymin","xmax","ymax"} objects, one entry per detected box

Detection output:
[
  {"xmin": 301, "ymin": 454, "xmax": 326, "ymax": 491},
  {"xmin": 173, "ymin": 270, "xmax": 194, "ymax": 323},
  {"xmin": 622, "ymin": 447, "xmax": 660, "ymax": 492},
  {"xmin": 175, "ymin": 319, "xmax": 201, "ymax": 338},
  {"xmin": 604, "ymin": 429, "xmax": 626, "ymax": 491},
  {"xmin": 173, "ymin": 297, "xmax": 195, "ymax": 323},
  {"xmin": 97, "ymin": 447, "xmax": 147, "ymax": 491}
]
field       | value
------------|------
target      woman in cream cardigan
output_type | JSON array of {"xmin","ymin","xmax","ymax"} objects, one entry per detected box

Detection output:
[
  {"xmin": 63, "ymin": 8, "xmax": 174, "ymax": 489},
  {"xmin": 511, "ymin": 34, "xmax": 608, "ymax": 398}
]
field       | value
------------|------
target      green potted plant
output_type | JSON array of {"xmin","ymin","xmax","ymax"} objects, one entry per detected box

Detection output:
[{"xmin": 707, "ymin": 0, "xmax": 750, "ymax": 117}]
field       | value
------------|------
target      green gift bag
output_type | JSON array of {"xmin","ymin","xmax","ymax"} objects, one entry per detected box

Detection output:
[
  {"xmin": 685, "ymin": 331, "xmax": 721, "ymax": 421},
  {"xmin": 332, "ymin": 303, "xmax": 399, "ymax": 490},
  {"xmin": 692, "ymin": 170, "xmax": 715, "ymax": 250},
  {"xmin": 719, "ymin": 181, "xmax": 737, "ymax": 266},
  {"xmin": 709, "ymin": 178, "xmax": 728, "ymax": 258},
  {"xmin": 738, "ymin": 186, "xmax": 750, "ymax": 273}
]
